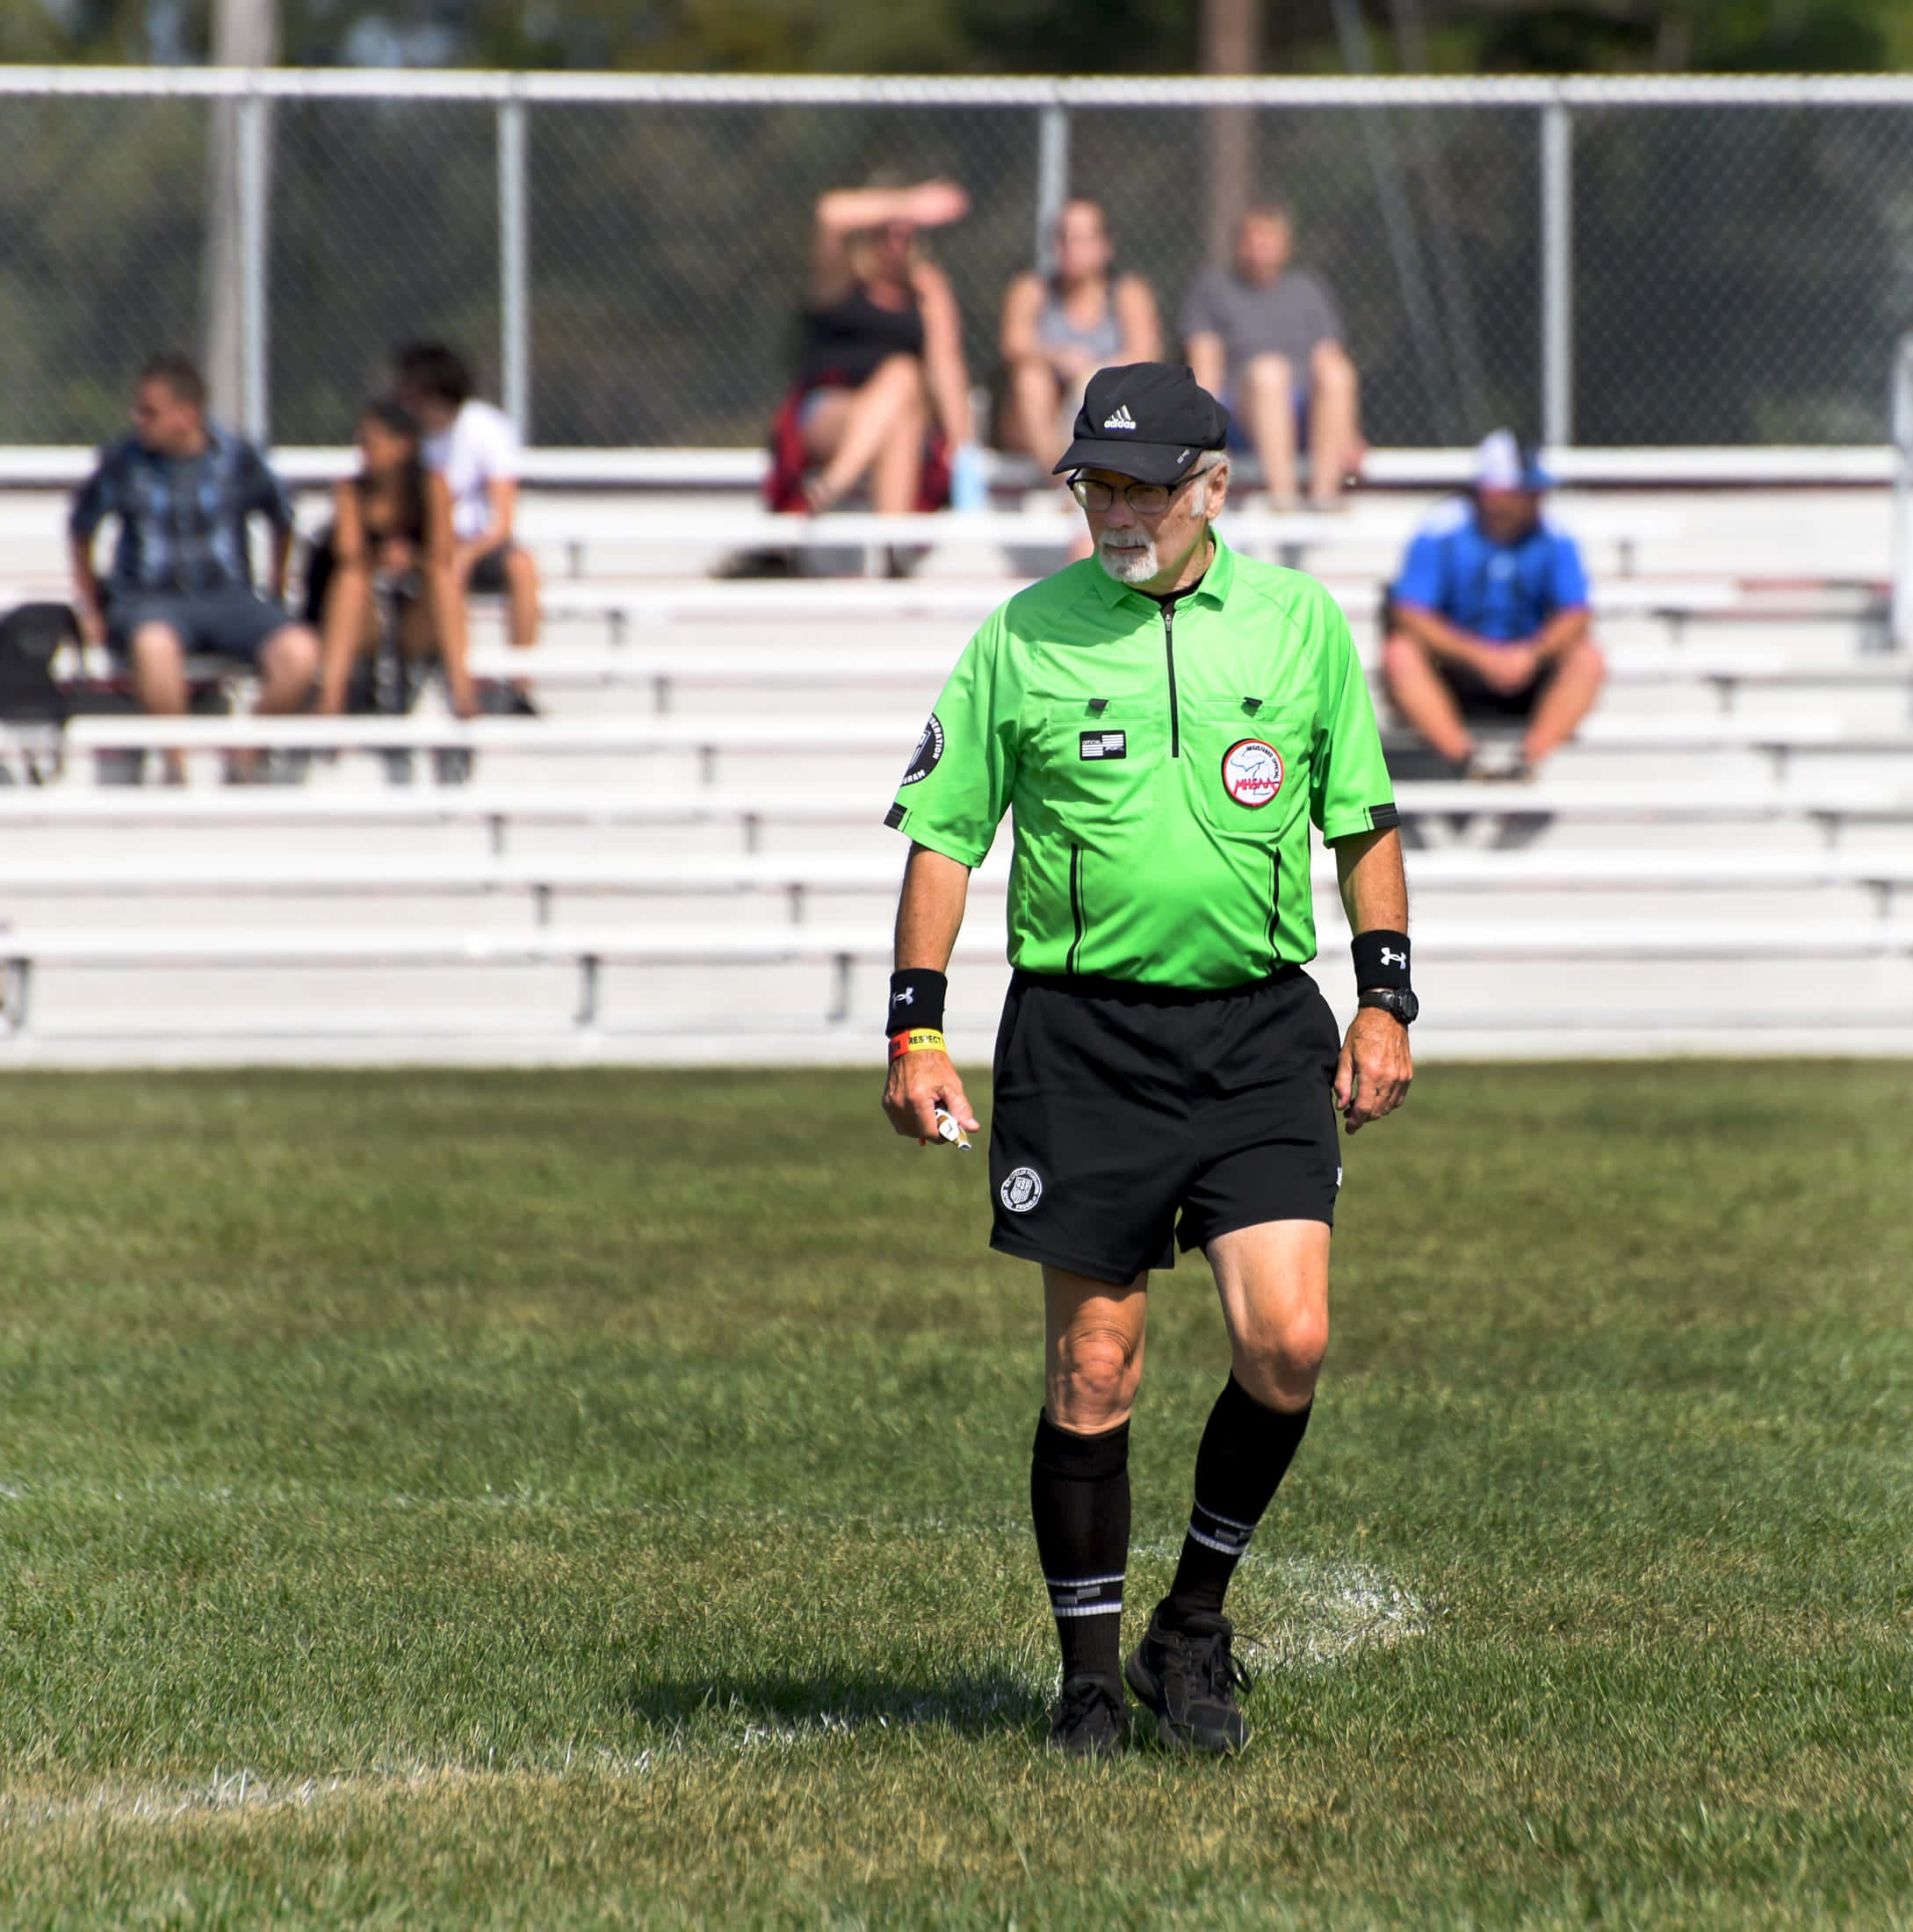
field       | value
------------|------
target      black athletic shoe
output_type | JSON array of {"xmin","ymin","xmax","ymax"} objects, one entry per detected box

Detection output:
[
  {"xmin": 1046, "ymin": 1674, "xmax": 1127, "ymax": 1757},
  {"xmin": 1124, "ymin": 1607, "xmax": 1252, "ymax": 1755}
]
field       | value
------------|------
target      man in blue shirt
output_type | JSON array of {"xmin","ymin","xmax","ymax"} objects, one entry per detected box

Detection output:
[
  {"xmin": 1382, "ymin": 431, "xmax": 1606, "ymax": 780},
  {"xmin": 70, "ymin": 352, "xmax": 318, "ymax": 776}
]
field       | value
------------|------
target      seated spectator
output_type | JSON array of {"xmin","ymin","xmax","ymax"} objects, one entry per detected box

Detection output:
[
  {"xmin": 1000, "ymin": 197, "xmax": 1161, "ymax": 478},
  {"xmin": 69, "ymin": 350, "xmax": 318, "ymax": 782},
  {"xmin": 1382, "ymin": 431, "xmax": 1607, "ymax": 781},
  {"xmin": 394, "ymin": 342, "xmax": 539, "ymax": 703},
  {"xmin": 309, "ymin": 400, "xmax": 465, "ymax": 718},
  {"xmin": 767, "ymin": 177, "xmax": 978, "ymax": 515},
  {"xmin": 1181, "ymin": 205, "xmax": 1363, "ymax": 510}
]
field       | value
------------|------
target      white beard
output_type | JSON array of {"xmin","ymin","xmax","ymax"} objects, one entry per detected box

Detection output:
[{"xmin": 1097, "ymin": 534, "xmax": 1159, "ymax": 584}]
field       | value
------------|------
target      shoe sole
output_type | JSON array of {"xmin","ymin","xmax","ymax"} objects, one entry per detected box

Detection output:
[
  {"xmin": 1123, "ymin": 1647, "xmax": 1248, "ymax": 1756},
  {"xmin": 1045, "ymin": 1727, "xmax": 1127, "ymax": 1760}
]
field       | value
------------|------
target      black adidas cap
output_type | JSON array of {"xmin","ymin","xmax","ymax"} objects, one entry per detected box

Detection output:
[{"xmin": 1052, "ymin": 363, "xmax": 1231, "ymax": 485}]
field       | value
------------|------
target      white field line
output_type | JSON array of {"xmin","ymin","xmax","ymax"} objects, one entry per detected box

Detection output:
[
  {"xmin": 1127, "ymin": 1547, "xmax": 1435, "ymax": 1671},
  {"xmin": 0, "ymin": 1560, "xmax": 1432, "ymax": 1817}
]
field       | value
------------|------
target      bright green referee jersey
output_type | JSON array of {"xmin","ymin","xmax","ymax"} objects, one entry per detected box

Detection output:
[{"xmin": 885, "ymin": 532, "xmax": 1397, "ymax": 991}]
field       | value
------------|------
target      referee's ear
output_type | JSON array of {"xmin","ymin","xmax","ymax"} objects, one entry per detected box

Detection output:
[{"xmin": 1201, "ymin": 456, "xmax": 1230, "ymax": 521}]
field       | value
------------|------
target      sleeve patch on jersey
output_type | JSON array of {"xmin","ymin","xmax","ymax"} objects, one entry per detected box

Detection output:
[
  {"xmin": 884, "ymin": 802, "xmax": 907, "ymax": 830},
  {"xmin": 1368, "ymin": 801, "xmax": 1402, "ymax": 830},
  {"xmin": 900, "ymin": 712, "xmax": 944, "ymax": 786}
]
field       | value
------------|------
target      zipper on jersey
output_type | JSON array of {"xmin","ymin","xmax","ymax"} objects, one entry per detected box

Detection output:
[
  {"xmin": 1066, "ymin": 846, "xmax": 1085, "ymax": 976},
  {"xmin": 1267, "ymin": 848, "xmax": 1282, "ymax": 970},
  {"xmin": 1161, "ymin": 602, "xmax": 1181, "ymax": 757}
]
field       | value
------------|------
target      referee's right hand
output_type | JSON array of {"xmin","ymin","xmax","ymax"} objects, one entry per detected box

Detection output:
[{"xmin": 884, "ymin": 1048, "xmax": 981, "ymax": 1145}]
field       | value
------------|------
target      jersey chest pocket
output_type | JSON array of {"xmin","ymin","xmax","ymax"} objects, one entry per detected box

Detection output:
[
  {"xmin": 1026, "ymin": 693, "xmax": 1162, "ymax": 833},
  {"xmin": 1185, "ymin": 696, "xmax": 1313, "ymax": 835}
]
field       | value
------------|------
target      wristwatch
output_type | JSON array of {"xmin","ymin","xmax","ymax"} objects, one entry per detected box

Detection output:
[{"xmin": 1358, "ymin": 988, "xmax": 1419, "ymax": 1026}]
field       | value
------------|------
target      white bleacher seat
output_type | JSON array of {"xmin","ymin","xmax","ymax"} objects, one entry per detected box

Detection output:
[
  {"xmin": 2, "ymin": 850, "xmax": 1911, "ymax": 931},
  {"xmin": 4, "ymin": 780, "xmax": 1911, "ymax": 846},
  {"xmin": 3, "ymin": 472, "xmax": 1907, "ymax": 1063},
  {"xmin": 48, "ymin": 708, "xmax": 1884, "ymax": 766},
  {"xmin": 5, "ymin": 916, "xmax": 1909, "ymax": 1042}
]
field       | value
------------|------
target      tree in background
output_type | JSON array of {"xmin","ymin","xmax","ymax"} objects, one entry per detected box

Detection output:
[{"xmin": 10, "ymin": 0, "xmax": 1913, "ymax": 73}]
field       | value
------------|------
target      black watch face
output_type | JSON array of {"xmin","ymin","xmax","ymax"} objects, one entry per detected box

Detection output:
[{"xmin": 1365, "ymin": 989, "xmax": 1418, "ymax": 1024}]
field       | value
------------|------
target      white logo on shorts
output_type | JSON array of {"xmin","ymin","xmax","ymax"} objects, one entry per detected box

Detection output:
[{"xmin": 1000, "ymin": 1166, "xmax": 1044, "ymax": 1213}]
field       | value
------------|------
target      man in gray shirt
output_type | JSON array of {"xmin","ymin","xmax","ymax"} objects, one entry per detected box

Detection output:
[{"xmin": 1180, "ymin": 206, "xmax": 1363, "ymax": 510}]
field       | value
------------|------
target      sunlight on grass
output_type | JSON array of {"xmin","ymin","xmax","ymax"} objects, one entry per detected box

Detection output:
[{"xmin": 0, "ymin": 1064, "xmax": 1907, "ymax": 1928}]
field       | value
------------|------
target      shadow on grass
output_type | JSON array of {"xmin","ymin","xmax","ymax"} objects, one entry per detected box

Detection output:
[{"xmin": 623, "ymin": 1669, "xmax": 1043, "ymax": 1739}]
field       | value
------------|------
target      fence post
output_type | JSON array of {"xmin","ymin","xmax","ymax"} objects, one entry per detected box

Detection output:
[
  {"xmin": 498, "ymin": 89, "xmax": 531, "ymax": 440},
  {"xmin": 1890, "ymin": 333, "xmax": 1913, "ymax": 650},
  {"xmin": 238, "ymin": 83, "xmax": 270, "ymax": 443},
  {"xmin": 1034, "ymin": 100, "xmax": 1069, "ymax": 277},
  {"xmin": 1540, "ymin": 97, "xmax": 1573, "ymax": 450}
]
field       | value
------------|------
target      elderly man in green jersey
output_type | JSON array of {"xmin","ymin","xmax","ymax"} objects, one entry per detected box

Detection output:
[{"xmin": 879, "ymin": 363, "xmax": 1414, "ymax": 1759}]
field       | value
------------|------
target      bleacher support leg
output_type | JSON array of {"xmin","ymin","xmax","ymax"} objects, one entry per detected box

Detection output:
[
  {"xmin": 828, "ymin": 953, "xmax": 852, "ymax": 1025},
  {"xmin": 0, "ymin": 958, "xmax": 29, "ymax": 1037},
  {"xmin": 574, "ymin": 955, "xmax": 601, "ymax": 1028}
]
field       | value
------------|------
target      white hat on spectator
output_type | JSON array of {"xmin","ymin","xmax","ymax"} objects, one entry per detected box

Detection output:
[{"xmin": 1472, "ymin": 429, "xmax": 1555, "ymax": 493}]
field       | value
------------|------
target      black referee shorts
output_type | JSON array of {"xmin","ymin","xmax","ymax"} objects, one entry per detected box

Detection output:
[{"xmin": 987, "ymin": 967, "xmax": 1344, "ymax": 1287}]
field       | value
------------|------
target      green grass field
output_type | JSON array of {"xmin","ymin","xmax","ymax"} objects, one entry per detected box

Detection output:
[{"xmin": 0, "ymin": 1063, "xmax": 1908, "ymax": 1929}]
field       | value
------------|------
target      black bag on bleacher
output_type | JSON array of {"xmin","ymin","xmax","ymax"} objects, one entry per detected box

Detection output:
[{"xmin": 0, "ymin": 602, "xmax": 78, "ymax": 724}]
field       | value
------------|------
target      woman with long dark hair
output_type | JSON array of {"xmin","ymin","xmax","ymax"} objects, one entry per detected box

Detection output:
[{"xmin": 310, "ymin": 400, "xmax": 466, "ymax": 717}]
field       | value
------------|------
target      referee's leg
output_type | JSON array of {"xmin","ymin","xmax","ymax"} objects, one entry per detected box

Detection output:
[
  {"xmin": 1031, "ymin": 1265, "xmax": 1147, "ymax": 1753},
  {"xmin": 1163, "ymin": 1220, "xmax": 1326, "ymax": 1624},
  {"xmin": 1125, "ymin": 1222, "xmax": 1327, "ymax": 1753}
]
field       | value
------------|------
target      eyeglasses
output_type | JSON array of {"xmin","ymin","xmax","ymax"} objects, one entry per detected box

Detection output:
[{"xmin": 1068, "ymin": 472, "xmax": 1192, "ymax": 516}]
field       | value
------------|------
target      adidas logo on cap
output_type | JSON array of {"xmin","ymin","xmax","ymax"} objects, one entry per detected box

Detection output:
[{"xmin": 1102, "ymin": 404, "xmax": 1137, "ymax": 431}]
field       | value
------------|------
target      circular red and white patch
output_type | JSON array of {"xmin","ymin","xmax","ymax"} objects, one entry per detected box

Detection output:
[{"xmin": 1220, "ymin": 738, "xmax": 1284, "ymax": 808}]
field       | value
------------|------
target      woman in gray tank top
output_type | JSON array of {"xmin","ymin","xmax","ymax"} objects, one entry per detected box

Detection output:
[{"xmin": 1000, "ymin": 198, "xmax": 1162, "ymax": 480}]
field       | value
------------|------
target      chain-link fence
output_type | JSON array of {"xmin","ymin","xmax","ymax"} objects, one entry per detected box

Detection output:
[{"xmin": 5, "ymin": 70, "xmax": 1913, "ymax": 451}]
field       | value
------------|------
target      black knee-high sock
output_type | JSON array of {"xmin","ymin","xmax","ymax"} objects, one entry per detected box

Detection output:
[
  {"xmin": 1164, "ymin": 1376, "xmax": 1310, "ymax": 1626},
  {"xmin": 1030, "ymin": 1410, "xmax": 1130, "ymax": 1685}
]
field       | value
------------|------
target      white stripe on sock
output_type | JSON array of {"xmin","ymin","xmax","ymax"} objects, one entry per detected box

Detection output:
[
  {"xmin": 1184, "ymin": 1524, "xmax": 1247, "ymax": 1556},
  {"xmin": 1195, "ymin": 1502, "xmax": 1258, "ymax": 1533}
]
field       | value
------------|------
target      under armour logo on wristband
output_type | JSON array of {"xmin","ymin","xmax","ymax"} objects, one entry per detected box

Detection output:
[
  {"xmin": 1381, "ymin": 948, "xmax": 1407, "ymax": 969},
  {"xmin": 892, "ymin": 988, "xmax": 913, "ymax": 1007}
]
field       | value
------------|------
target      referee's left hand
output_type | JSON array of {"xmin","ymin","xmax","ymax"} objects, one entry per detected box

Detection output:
[
  {"xmin": 884, "ymin": 1048, "xmax": 982, "ymax": 1145},
  {"xmin": 1335, "ymin": 1009, "xmax": 1412, "ymax": 1133}
]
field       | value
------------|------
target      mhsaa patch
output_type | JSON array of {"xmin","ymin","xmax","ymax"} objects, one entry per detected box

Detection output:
[{"xmin": 1220, "ymin": 737, "xmax": 1283, "ymax": 809}]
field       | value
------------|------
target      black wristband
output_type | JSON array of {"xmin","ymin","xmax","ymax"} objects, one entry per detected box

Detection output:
[
  {"xmin": 884, "ymin": 969, "xmax": 947, "ymax": 1035},
  {"xmin": 1351, "ymin": 929, "xmax": 1411, "ymax": 991}
]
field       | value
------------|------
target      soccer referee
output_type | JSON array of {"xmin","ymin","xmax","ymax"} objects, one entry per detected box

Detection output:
[{"xmin": 881, "ymin": 363, "xmax": 1413, "ymax": 1757}]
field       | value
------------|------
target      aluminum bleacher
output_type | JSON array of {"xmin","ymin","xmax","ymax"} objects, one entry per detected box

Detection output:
[{"xmin": 3, "ymin": 479, "xmax": 1910, "ymax": 1063}]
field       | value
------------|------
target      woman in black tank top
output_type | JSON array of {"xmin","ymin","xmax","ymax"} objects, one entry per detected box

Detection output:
[
  {"xmin": 314, "ymin": 400, "xmax": 466, "ymax": 717},
  {"xmin": 792, "ymin": 177, "xmax": 977, "ymax": 514}
]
